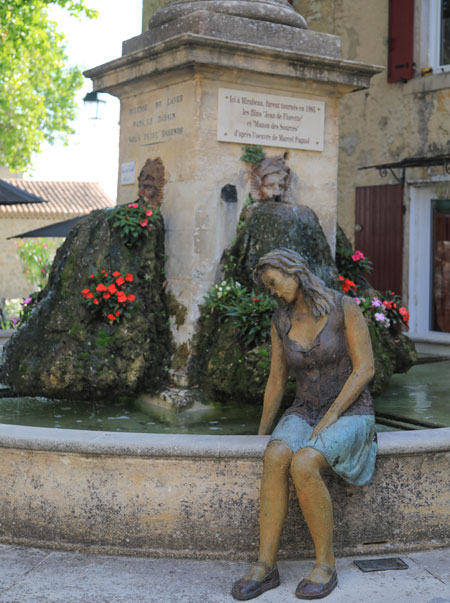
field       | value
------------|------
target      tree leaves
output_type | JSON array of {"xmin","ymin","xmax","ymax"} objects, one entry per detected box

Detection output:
[{"xmin": 0, "ymin": 0, "xmax": 97, "ymax": 171}]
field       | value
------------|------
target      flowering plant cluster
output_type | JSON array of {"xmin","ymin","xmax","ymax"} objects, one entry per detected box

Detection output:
[
  {"xmin": 355, "ymin": 295, "xmax": 392, "ymax": 329},
  {"xmin": 338, "ymin": 275, "xmax": 357, "ymax": 294},
  {"xmin": 337, "ymin": 247, "xmax": 410, "ymax": 331},
  {"xmin": 353, "ymin": 291, "xmax": 409, "ymax": 331},
  {"xmin": 81, "ymin": 269, "xmax": 136, "ymax": 324},
  {"xmin": 15, "ymin": 238, "xmax": 62, "ymax": 289},
  {"xmin": 108, "ymin": 201, "xmax": 160, "ymax": 246},
  {"xmin": 204, "ymin": 278, "xmax": 277, "ymax": 347},
  {"xmin": 336, "ymin": 247, "xmax": 373, "ymax": 282},
  {"xmin": 380, "ymin": 291, "xmax": 410, "ymax": 328}
]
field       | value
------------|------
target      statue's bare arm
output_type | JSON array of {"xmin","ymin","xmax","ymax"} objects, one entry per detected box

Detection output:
[
  {"xmin": 311, "ymin": 296, "xmax": 375, "ymax": 438},
  {"xmin": 258, "ymin": 322, "xmax": 289, "ymax": 435}
]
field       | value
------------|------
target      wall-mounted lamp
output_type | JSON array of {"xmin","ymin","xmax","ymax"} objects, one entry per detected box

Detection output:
[{"xmin": 83, "ymin": 91, "xmax": 106, "ymax": 120}]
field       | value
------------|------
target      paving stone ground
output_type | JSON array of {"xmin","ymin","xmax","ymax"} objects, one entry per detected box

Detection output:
[{"xmin": 0, "ymin": 544, "xmax": 448, "ymax": 603}]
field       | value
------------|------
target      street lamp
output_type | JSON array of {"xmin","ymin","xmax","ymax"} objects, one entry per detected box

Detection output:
[{"xmin": 83, "ymin": 91, "xmax": 106, "ymax": 120}]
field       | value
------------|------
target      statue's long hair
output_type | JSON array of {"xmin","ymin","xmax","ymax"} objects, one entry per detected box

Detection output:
[{"xmin": 253, "ymin": 248, "xmax": 335, "ymax": 334}]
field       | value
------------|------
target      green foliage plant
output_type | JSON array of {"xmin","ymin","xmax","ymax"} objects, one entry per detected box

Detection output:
[
  {"xmin": 18, "ymin": 292, "xmax": 40, "ymax": 326},
  {"xmin": 336, "ymin": 247, "xmax": 373, "ymax": 281},
  {"xmin": 203, "ymin": 279, "xmax": 277, "ymax": 347},
  {"xmin": 0, "ymin": 0, "xmax": 98, "ymax": 171},
  {"xmin": 108, "ymin": 202, "xmax": 161, "ymax": 247},
  {"xmin": 15, "ymin": 238, "xmax": 61, "ymax": 289},
  {"xmin": 240, "ymin": 145, "xmax": 266, "ymax": 166}
]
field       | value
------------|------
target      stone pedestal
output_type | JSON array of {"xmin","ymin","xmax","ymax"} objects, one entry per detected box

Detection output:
[{"xmin": 85, "ymin": 0, "xmax": 381, "ymax": 383}]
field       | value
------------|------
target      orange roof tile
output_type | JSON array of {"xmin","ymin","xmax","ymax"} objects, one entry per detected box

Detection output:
[{"xmin": 0, "ymin": 180, "xmax": 114, "ymax": 217}]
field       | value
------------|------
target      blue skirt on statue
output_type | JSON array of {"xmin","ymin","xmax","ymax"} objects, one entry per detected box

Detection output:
[{"xmin": 269, "ymin": 413, "xmax": 377, "ymax": 487}]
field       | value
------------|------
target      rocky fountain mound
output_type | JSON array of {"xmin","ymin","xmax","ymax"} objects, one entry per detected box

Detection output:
[
  {"xmin": 192, "ymin": 199, "xmax": 417, "ymax": 403},
  {"xmin": 0, "ymin": 207, "xmax": 172, "ymax": 400}
]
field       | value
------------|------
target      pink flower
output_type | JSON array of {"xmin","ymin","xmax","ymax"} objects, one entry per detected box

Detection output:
[
  {"xmin": 146, "ymin": 209, "xmax": 153, "ymax": 217},
  {"xmin": 355, "ymin": 297, "xmax": 361, "ymax": 305},
  {"xmin": 371, "ymin": 298, "xmax": 382, "ymax": 307},
  {"xmin": 139, "ymin": 218, "xmax": 149, "ymax": 228},
  {"xmin": 352, "ymin": 250, "xmax": 365, "ymax": 262},
  {"xmin": 128, "ymin": 203, "xmax": 138, "ymax": 208}
]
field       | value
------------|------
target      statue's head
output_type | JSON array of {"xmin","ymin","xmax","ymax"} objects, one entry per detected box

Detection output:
[
  {"xmin": 249, "ymin": 155, "xmax": 291, "ymax": 202},
  {"xmin": 253, "ymin": 248, "xmax": 334, "ymax": 318},
  {"xmin": 138, "ymin": 158, "xmax": 165, "ymax": 208}
]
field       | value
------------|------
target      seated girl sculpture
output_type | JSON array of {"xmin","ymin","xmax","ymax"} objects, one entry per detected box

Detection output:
[{"xmin": 232, "ymin": 248, "xmax": 377, "ymax": 600}]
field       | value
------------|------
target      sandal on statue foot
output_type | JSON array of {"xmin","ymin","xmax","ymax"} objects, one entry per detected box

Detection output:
[
  {"xmin": 295, "ymin": 563, "xmax": 337, "ymax": 600},
  {"xmin": 232, "ymin": 561, "xmax": 280, "ymax": 601}
]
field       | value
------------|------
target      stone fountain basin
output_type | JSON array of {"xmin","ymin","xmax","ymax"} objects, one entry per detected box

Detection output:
[{"xmin": 0, "ymin": 424, "xmax": 448, "ymax": 559}]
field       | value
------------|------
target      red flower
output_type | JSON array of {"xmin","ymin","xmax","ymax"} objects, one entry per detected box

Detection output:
[
  {"xmin": 93, "ymin": 299, "xmax": 99, "ymax": 305},
  {"xmin": 107, "ymin": 313, "xmax": 116, "ymax": 321},
  {"xmin": 89, "ymin": 274, "xmax": 95, "ymax": 279},
  {"xmin": 103, "ymin": 293, "xmax": 111, "ymax": 299},
  {"xmin": 399, "ymin": 307, "xmax": 410, "ymax": 325},
  {"xmin": 96, "ymin": 283, "xmax": 107, "ymax": 292},
  {"xmin": 146, "ymin": 209, "xmax": 153, "ymax": 217},
  {"xmin": 101, "ymin": 269, "xmax": 106, "ymax": 273},
  {"xmin": 86, "ymin": 292, "xmax": 94, "ymax": 299},
  {"xmin": 112, "ymin": 271, "xmax": 121, "ymax": 277},
  {"xmin": 139, "ymin": 218, "xmax": 149, "ymax": 228},
  {"xmin": 125, "ymin": 273, "xmax": 133, "ymax": 282},
  {"xmin": 351, "ymin": 250, "xmax": 365, "ymax": 262},
  {"xmin": 116, "ymin": 276, "xmax": 125, "ymax": 286},
  {"xmin": 115, "ymin": 310, "xmax": 120, "ymax": 317},
  {"xmin": 117, "ymin": 292, "xmax": 128, "ymax": 303},
  {"xmin": 339, "ymin": 276, "xmax": 357, "ymax": 293},
  {"xmin": 82, "ymin": 288, "xmax": 90, "ymax": 295},
  {"xmin": 252, "ymin": 297, "xmax": 260, "ymax": 303},
  {"xmin": 128, "ymin": 203, "xmax": 138, "ymax": 209},
  {"xmin": 108, "ymin": 283, "xmax": 117, "ymax": 294},
  {"xmin": 127, "ymin": 294, "xmax": 135, "ymax": 302}
]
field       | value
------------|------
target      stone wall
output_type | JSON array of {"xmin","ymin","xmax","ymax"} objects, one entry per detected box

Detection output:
[
  {"xmin": 0, "ymin": 216, "xmax": 64, "ymax": 299},
  {"xmin": 0, "ymin": 425, "xmax": 448, "ymax": 558}
]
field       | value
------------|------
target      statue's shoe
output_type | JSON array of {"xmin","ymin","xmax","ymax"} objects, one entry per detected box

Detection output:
[
  {"xmin": 295, "ymin": 564, "xmax": 338, "ymax": 600},
  {"xmin": 231, "ymin": 561, "xmax": 281, "ymax": 601}
]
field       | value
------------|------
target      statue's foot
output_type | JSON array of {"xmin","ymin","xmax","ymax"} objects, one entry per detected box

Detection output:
[
  {"xmin": 231, "ymin": 561, "xmax": 280, "ymax": 601},
  {"xmin": 295, "ymin": 563, "xmax": 337, "ymax": 600}
]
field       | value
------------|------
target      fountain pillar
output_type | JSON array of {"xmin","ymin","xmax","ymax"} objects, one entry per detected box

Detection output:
[{"xmin": 85, "ymin": 0, "xmax": 381, "ymax": 383}]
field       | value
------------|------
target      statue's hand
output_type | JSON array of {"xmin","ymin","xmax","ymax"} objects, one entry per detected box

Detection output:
[{"xmin": 311, "ymin": 410, "xmax": 338, "ymax": 439}]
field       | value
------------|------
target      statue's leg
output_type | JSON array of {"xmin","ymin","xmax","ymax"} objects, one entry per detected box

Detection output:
[
  {"xmin": 258, "ymin": 440, "xmax": 293, "ymax": 567},
  {"xmin": 290, "ymin": 447, "xmax": 335, "ymax": 583},
  {"xmin": 231, "ymin": 440, "xmax": 292, "ymax": 600}
]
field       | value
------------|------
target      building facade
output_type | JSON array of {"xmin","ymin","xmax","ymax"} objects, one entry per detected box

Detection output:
[
  {"xmin": 294, "ymin": 0, "xmax": 450, "ymax": 350},
  {"xmin": 141, "ymin": 0, "xmax": 450, "ymax": 350}
]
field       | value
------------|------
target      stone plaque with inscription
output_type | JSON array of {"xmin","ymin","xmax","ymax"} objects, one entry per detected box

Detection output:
[
  {"xmin": 217, "ymin": 88, "xmax": 325, "ymax": 151},
  {"xmin": 127, "ymin": 93, "xmax": 185, "ymax": 148}
]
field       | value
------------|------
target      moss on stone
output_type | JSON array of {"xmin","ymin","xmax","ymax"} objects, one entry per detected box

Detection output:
[
  {"xmin": 1, "ymin": 209, "xmax": 173, "ymax": 400},
  {"xmin": 166, "ymin": 291, "xmax": 187, "ymax": 328}
]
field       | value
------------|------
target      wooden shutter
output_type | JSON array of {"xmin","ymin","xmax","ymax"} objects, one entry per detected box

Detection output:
[
  {"xmin": 355, "ymin": 184, "xmax": 404, "ymax": 294},
  {"xmin": 388, "ymin": 0, "xmax": 415, "ymax": 82}
]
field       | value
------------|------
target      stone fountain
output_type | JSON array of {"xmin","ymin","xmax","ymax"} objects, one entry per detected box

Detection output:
[
  {"xmin": 0, "ymin": 1, "xmax": 447, "ymax": 562},
  {"xmin": 85, "ymin": 0, "xmax": 382, "ymax": 383}
]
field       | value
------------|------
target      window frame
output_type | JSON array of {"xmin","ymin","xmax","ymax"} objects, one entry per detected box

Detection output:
[{"xmin": 430, "ymin": 0, "xmax": 450, "ymax": 72}]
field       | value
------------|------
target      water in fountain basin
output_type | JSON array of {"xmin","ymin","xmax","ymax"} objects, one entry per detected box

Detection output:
[{"xmin": 0, "ymin": 361, "xmax": 448, "ymax": 433}]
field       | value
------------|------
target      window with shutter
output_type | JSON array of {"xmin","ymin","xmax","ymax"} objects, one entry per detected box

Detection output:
[{"xmin": 388, "ymin": 0, "xmax": 415, "ymax": 83}]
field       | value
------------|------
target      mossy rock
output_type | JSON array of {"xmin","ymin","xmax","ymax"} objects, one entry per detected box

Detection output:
[
  {"xmin": 193, "ymin": 205, "xmax": 417, "ymax": 404},
  {"xmin": 224, "ymin": 201, "xmax": 339, "ymax": 290},
  {"xmin": 369, "ymin": 326, "xmax": 418, "ymax": 397},
  {"xmin": 1, "ymin": 209, "xmax": 172, "ymax": 400}
]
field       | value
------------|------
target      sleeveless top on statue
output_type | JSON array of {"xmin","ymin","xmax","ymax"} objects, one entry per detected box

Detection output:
[{"xmin": 273, "ymin": 291, "xmax": 374, "ymax": 427}]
